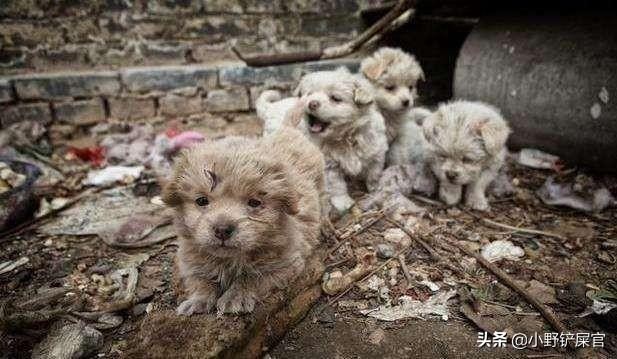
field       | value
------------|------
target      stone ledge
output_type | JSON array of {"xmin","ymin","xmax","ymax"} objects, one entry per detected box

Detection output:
[
  {"xmin": 0, "ymin": 102, "xmax": 51, "ymax": 127},
  {"xmin": 13, "ymin": 71, "xmax": 121, "ymax": 100},
  {"xmin": 220, "ymin": 58, "xmax": 362, "ymax": 86},
  {"xmin": 121, "ymin": 65, "xmax": 218, "ymax": 93}
]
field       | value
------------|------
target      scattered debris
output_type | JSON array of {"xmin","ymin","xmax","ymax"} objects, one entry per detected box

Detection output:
[
  {"xmin": 383, "ymin": 228, "xmax": 411, "ymax": 250},
  {"xmin": 537, "ymin": 175, "xmax": 616, "ymax": 212},
  {"xmin": 376, "ymin": 243, "xmax": 395, "ymax": 259},
  {"xmin": 367, "ymin": 328, "xmax": 386, "ymax": 345},
  {"xmin": 0, "ymin": 256, "xmax": 29, "ymax": 275},
  {"xmin": 322, "ymin": 253, "xmax": 375, "ymax": 295},
  {"xmin": 83, "ymin": 165, "xmax": 144, "ymax": 186},
  {"xmin": 361, "ymin": 290, "xmax": 456, "ymax": 321},
  {"xmin": 36, "ymin": 197, "xmax": 70, "ymax": 218},
  {"xmin": 481, "ymin": 240, "xmax": 525, "ymax": 263},
  {"xmin": 32, "ymin": 321, "xmax": 103, "ymax": 359},
  {"xmin": 66, "ymin": 146, "xmax": 106, "ymax": 167},
  {"xmin": 516, "ymin": 148, "xmax": 563, "ymax": 170},
  {"xmin": 0, "ymin": 159, "xmax": 41, "ymax": 232}
]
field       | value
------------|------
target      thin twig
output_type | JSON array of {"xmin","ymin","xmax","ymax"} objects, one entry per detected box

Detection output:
[
  {"xmin": 479, "ymin": 217, "xmax": 566, "ymax": 241},
  {"xmin": 397, "ymin": 254, "xmax": 414, "ymax": 287},
  {"xmin": 234, "ymin": 0, "xmax": 414, "ymax": 66},
  {"xmin": 453, "ymin": 241, "xmax": 570, "ymax": 337},
  {"xmin": 327, "ymin": 211, "xmax": 385, "ymax": 257}
]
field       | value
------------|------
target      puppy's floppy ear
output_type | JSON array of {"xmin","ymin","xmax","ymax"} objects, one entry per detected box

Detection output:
[
  {"xmin": 353, "ymin": 78, "xmax": 374, "ymax": 106},
  {"xmin": 161, "ymin": 150, "xmax": 190, "ymax": 207},
  {"xmin": 421, "ymin": 113, "xmax": 440, "ymax": 144},
  {"xmin": 360, "ymin": 57, "xmax": 385, "ymax": 80},
  {"xmin": 473, "ymin": 118, "xmax": 511, "ymax": 156}
]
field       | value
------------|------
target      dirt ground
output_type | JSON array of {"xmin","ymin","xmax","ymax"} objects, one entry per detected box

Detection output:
[{"xmin": 1, "ymin": 113, "xmax": 616, "ymax": 358}]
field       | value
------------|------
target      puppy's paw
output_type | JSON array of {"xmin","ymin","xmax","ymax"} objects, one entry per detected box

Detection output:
[
  {"xmin": 330, "ymin": 195, "xmax": 355, "ymax": 215},
  {"xmin": 439, "ymin": 184, "xmax": 462, "ymax": 206},
  {"xmin": 466, "ymin": 193, "xmax": 490, "ymax": 211},
  {"xmin": 216, "ymin": 288, "xmax": 257, "ymax": 315},
  {"xmin": 176, "ymin": 294, "xmax": 216, "ymax": 316}
]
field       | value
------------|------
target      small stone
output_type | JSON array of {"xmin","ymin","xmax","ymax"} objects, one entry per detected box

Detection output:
[
  {"xmin": 376, "ymin": 243, "xmax": 394, "ymax": 259},
  {"xmin": 590, "ymin": 103, "xmax": 601, "ymax": 119},
  {"xmin": 367, "ymin": 328, "xmax": 386, "ymax": 346}
]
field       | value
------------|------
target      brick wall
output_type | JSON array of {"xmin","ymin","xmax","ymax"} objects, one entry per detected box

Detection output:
[
  {"xmin": 0, "ymin": 0, "xmax": 382, "ymax": 74},
  {"xmin": 0, "ymin": 58, "xmax": 361, "ymax": 141}
]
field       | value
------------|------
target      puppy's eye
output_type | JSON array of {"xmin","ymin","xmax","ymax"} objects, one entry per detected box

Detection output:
[
  {"xmin": 247, "ymin": 198, "xmax": 262, "ymax": 208},
  {"xmin": 195, "ymin": 196, "xmax": 209, "ymax": 206},
  {"xmin": 385, "ymin": 85, "xmax": 396, "ymax": 92},
  {"xmin": 462, "ymin": 157, "xmax": 474, "ymax": 164},
  {"xmin": 330, "ymin": 94, "xmax": 342, "ymax": 103}
]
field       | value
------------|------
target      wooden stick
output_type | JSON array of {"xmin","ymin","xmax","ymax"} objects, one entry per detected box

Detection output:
[
  {"xmin": 327, "ymin": 211, "xmax": 385, "ymax": 257},
  {"xmin": 479, "ymin": 217, "xmax": 566, "ymax": 241},
  {"xmin": 233, "ymin": 0, "xmax": 414, "ymax": 67},
  {"xmin": 397, "ymin": 253, "xmax": 414, "ymax": 287},
  {"xmin": 453, "ymin": 241, "xmax": 570, "ymax": 335}
]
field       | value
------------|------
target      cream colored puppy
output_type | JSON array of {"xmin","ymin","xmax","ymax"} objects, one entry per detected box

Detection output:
[
  {"xmin": 256, "ymin": 90, "xmax": 307, "ymax": 135},
  {"xmin": 163, "ymin": 117, "xmax": 324, "ymax": 315},
  {"xmin": 422, "ymin": 100, "xmax": 511, "ymax": 211},
  {"xmin": 294, "ymin": 67, "xmax": 388, "ymax": 215},
  {"xmin": 360, "ymin": 47, "xmax": 427, "ymax": 165}
]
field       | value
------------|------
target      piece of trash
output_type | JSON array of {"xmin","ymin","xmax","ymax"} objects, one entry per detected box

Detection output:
[
  {"xmin": 66, "ymin": 146, "xmax": 106, "ymax": 167},
  {"xmin": 481, "ymin": 240, "xmax": 524, "ymax": 263},
  {"xmin": 0, "ymin": 256, "xmax": 29, "ymax": 275},
  {"xmin": 537, "ymin": 176, "xmax": 616, "ymax": 212},
  {"xmin": 420, "ymin": 280, "xmax": 440, "ymax": 292},
  {"xmin": 590, "ymin": 299, "xmax": 617, "ymax": 315},
  {"xmin": 0, "ymin": 159, "xmax": 41, "ymax": 232},
  {"xmin": 84, "ymin": 165, "xmax": 144, "ymax": 186},
  {"xmin": 35, "ymin": 197, "xmax": 69, "ymax": 218},
  {"xmin": 32, "ymin": 321, "xmax": 103, "ymax": 359},
  {"xmin": 168, "ymin": 130, "xmax": 205, "ymax": 151},
  {"xmin": 383, "ymin": 228, "xmax": 411, "ymax": 249},
  {"xmin": 361, "ymin": 290, "xmax": 456, "ymax": 321},
  {"xmin": 322, "ymin": 253, "xmax": 375, "ymax": 295},
  {"xmin": 517, "ymin": 148, "xmax": 563, "ymax": 171},
  {"xmin": 376, "ymin": 243, "xmax": 395, "ymax": 259}
]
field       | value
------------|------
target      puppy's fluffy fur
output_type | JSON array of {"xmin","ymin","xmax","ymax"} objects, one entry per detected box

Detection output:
[
  {"xmin": 360, "ymin": 47, "xmax": 427, "ymax": 165},
  {"xmin": 163, "ymin": 121, "xmax": 324, "ymax": 315},
  {"xmin": 256, "ymin": 90, "xmax": 307, "ymax": 135},
  {"xmin": 422, "ymin": 100, "xmax": 511, "ymax": 211},
  {"xmin": 293, "ymin": 67, "xmax": 388, "ymax": 215}
]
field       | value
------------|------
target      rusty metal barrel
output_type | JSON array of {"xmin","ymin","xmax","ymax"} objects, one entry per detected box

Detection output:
[{"xmin": 454, "ymin": 15, "xmax": 617, "ymax": 172}]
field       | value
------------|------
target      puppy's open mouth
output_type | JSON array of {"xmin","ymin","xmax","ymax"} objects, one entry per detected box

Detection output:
[{"xmin": 307, "ymin": 114, "xmax": 330, "ymax": 133}]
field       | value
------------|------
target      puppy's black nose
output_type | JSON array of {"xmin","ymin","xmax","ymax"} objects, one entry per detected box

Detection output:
[
  {"xmin": 446, "ymin": 171, "xmax": 458, "ymax": 181},
  {"xmin": 402, "ymin": 99, "xmax": 410, "ymax": 107},
  {"xmin": 213, "ymin": 223, "xmax": 236, "ymax": 241},
  {"xmin": 308, "ymin": 100, "xmax": 320, "ymax": 111}
]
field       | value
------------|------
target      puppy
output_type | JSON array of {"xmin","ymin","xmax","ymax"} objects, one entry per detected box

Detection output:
[
  {"xmin": 163, "ymin": 114, "xmax": 325, "ymax": 315},
  {"xmin": 294, "ymin": 67, "xmax": 388, "ymax": 215},
  {"xmin": 360, "ymin": 47, "xmax": 426, "ymax": 165},
  {"xmin": 422, "ymin": 100, "xmax": 511, "ymax": 211},
  {"xmin": 256, "ymin": 90, "xmax": 306, "ymax": 135}
]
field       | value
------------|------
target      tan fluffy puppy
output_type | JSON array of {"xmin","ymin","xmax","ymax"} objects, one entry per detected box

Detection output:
[
  {"xmin": 360, "ymin": 47, "xmax": 426, "ymax": 165},
  {"xmin": 163, "ymin": 116, "xmax": 324, "ymax": 315},
  {"xmin": 294, "ymin": 67, "xmax": 388, "ymax": 215},
  {"xmin": 422, "ymin": 100, "xmax": 511, "ymax": 211}
]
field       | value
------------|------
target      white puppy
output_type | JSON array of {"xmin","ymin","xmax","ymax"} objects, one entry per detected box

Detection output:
[
  {"xmin": 422, "ymin": 100, "xmax": 511, "ymax": 211},
  {"xmin": 360, "ymin": 47, "xmax": 427, "ymax": 165},
  {"xmin": 256, "ymin": 90, "xmax": 307, "ymax": 135},
  {"xmin": 293, "ymin": 67, "xmax": 388, "ymax": 215}
]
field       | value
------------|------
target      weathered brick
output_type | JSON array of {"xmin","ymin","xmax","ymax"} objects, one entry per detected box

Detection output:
[
  {"xmin": 121, "ymin": 65, "xmax": 218, "ymax": 93},
  {"xmin": 109, "ymin": 97, "xmax": 156, "ymax": 120},
  {"xmin": 147, "ymin": 0, "xmax": 203, "ymax": 14},
  {"xmin": 13, "ymin": 71, "xmax": 120, "ymax": 100},
  {"xmin": 203, "ymin": 87, "xmax": 249, "ymax": 112},
  {"xmin": 0, "ymin": 80, "xmax": 14, "ymax": 103},
  {"xmin": 54, "ymin": 99, "xmax": 105, "ymax": 125},
  {"xmin": 203, "ymin": 0, "xmax": 243, "ymax": 13},
  {"xmin": 219, "ymin": 64, "xmax": 303, "ymax": 86},
  {"xmin": 159, "ymin": 94, "xmax": 203, "ymax": 117},
  {"xmin": 0, "ymin": 103, "xmax": 51, "ymax": 127},
  {"xmin": 302, "ymin": 58, "xmax": 362, "ymax": 74}
]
